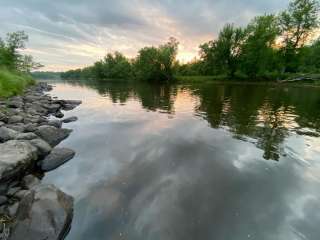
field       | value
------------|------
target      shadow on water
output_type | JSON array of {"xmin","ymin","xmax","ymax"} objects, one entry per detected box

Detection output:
[{"xmin": 44, "ymin": 79, "xmax": 320, "ymax": 240}]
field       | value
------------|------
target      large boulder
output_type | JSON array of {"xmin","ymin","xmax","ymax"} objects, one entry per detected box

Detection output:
[
  {"xmin": 9, "ymin": 184, "xmax": 74, "ymax": 240},
  {"xmin": 40, "ymin": 148, "xmax": 75, "ymax": 172},
  {"xmin": 29, "ymin": 138, "xmax": 52, "ymax": 157},
  {"xmin": 0, "ymin": 127, "xmax": 18, "ymax": 142},
  {"xmin": 35, "ymin": 125, "xmax": 72, "ymax": 147},
  {"xmin": 0, "ymin": 140, "xmax": 38, "ymax": 182}
]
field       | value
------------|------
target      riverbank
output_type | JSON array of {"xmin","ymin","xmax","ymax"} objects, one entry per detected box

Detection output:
[
  {"xmin": 0, "ymin": 82, "xmax": 81, "ymax": 240},
  {"xmin": 175, "ymin": 75, "xmax": 320, "ymax": 87},
  {"xmin": 0, "ymin": 69, "xmax": 35, "ymax": 98}
]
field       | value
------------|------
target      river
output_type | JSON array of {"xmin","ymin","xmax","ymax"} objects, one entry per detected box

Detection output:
[{"xmin": 42, "ymin": 80, "xmax": 320, "ymax": 240}]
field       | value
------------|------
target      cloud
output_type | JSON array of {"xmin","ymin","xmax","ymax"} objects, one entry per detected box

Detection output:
[{"xmin": 0, "ymin": 0, "xmax": 290, "ymax": 71}]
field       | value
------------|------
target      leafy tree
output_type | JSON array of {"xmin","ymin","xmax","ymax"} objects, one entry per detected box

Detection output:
[
  {"xmin": 0, "ymin": 31, "xmax": 42, "ymax": 72},
  {"xmin": 240, "ymin": 15, "xmax": 281, "ymax": 78},
  {"xmin": 133, "ymin": 37, "xmax": 179, "ymax": 82},
  {"xmin": 279, "ymin": 0, "xmax": 320, "ymax": 72},
  {"xmin": 200, "ymin": 24, "xmax": 245, "ymax": 77},
  {"xmin": 102, "ymin": 52, "xmax": 132, "ymax": 79}
]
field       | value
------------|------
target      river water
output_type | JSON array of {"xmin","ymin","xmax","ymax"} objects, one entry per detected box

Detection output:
[{"xmin": 43, "ymin": 80, "xmax": 320, "ymax": 240}]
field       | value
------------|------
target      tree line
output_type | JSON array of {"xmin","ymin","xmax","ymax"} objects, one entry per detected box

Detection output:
[{"xmin": 61, "ymin": 0, "xmax": 320, "ymax": 82}]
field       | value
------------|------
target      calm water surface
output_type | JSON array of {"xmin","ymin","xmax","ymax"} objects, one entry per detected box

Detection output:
[{"xmin": 43, "ymin": 80, "xmax": 320, "ymax": 240}]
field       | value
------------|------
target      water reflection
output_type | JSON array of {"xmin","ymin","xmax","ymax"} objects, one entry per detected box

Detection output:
[{"xmin": 44, "ymin": 80, "xmax": 320, "ymax": 240}]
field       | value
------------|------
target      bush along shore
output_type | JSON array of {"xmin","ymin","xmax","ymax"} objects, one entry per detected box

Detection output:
[{"xmin": 0, "ymin": 82, "xmax": 81, "ymax": 240}]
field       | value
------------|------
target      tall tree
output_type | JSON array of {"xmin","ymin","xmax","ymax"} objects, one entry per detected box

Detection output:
[
  {"xmin": 279, "ymin": 0, "xmax": 320, "ymax": 72},
  {"xmin": 241, "ymin": 15, "xmax": 281, "ymax": 78},
  {"xmin": 200, "ymin": 24, "xmax": 245, "ymax": 77}
]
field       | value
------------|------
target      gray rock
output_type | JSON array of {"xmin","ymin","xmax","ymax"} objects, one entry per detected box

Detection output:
[
  {"xmin": 0, "ymin": 183, "xmax": 8, "ymax": 195},
  {"xmin": 7, "ymin": 100, "xmax": 23, "ymax": 109},
  {"xmin": 0, "ymin": 140, "xmax": 38, "ymax": 181},
  {"xmin": 8, "ymin": 115, "xmax": 24, "ymax": 124},
  {"xmin": 14, "ymin": 190, "xmax": 30, "ymax": 199},
  {"xmin": 46, "ymin": 120, "xmax": 62, "ymax": 128},
  {"xmin": 30, "ymin": 138, "xmax": 52, "ymax": 157},
  {"xmin": 8, "ymin": 202, "xmax": 19, "ymax": 217},
  {"xmin": 40, "ymin": 148, "xmax": 75, "ymax": 172},
  {"xmin": 5, "ymin": 124, "xmax": 25, "ymax": 133},
  {"xmin": 44, "ymin": 104, "xmax": 61, "ymax": 113},
  {"xmin": 29, "ymin": 104, "xmax": 48, "ymax": 115},
  {"xmin": 35, "ymin": 125, "xmax": 72, "ymax": 147},
  {"xmin": 61, "ymin": 104, "xmax": 75, "ymax": 111},
  {"xmin": 15, "ymin": 132, "xmax": 38, "ymax": 140},
  {"xmin": 62, "ymin": 116, "xmax": 78, "ymax": 123},
  {"xmin": 10, "ymin": 184, "xmax": 74, "ymax": 240},
  {"xmin": 7, "ymin": 187, "xmax": 21, "ymax": 197},
  {"xmin": 0, "ymin": 112, "xmax": 8, "ymax": 123},
  {"xmin": 22, "ymin": 175, "xmax": 40, "ymax": 189},
  {"xmin": 24, "ymin": 123, "xmax": 38, "ymax": 132},
  {"xmin": 0, "ymin": 121, "xmax": 4, "ymax": 127},
  {"xmin": 0, "ymin": 195, "xmax": 8, "ymax": 205},
  {"xmin": 0, "ymin": 127, "xmax": 18, "ymax": 142},
  {"xmin": 54, "ymin": 111, "xmax": 64, "ymax": 118}
]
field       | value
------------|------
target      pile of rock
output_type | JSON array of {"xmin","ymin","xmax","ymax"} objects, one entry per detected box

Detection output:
[{"xmin": 0, "ymin": 82, "xmax": 81, "ymax": 240}]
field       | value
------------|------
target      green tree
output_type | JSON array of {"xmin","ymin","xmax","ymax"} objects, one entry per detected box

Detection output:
[
  {"xmin": 279, "ymin": 0, "xmax": 320, "ymax": 72},
  {"xmin": 134, "ymin": 37, "xmax": 179, "ymax": 82},
  {"xmin": 240, "ymin": 15, "xmax": 281, "ymax": 78},
  {"xmin": 200, "ymin": 24, "xmax": 245, "ymax": 78}
]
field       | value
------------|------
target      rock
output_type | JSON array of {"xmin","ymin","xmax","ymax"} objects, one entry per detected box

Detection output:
[
  {"xmin": 46, "ymin": 120, "xmax": 62, "ymax": 128},
  {"xmin": 22, "ymin": 175, "xmax": 40, "ymax": 189},
  {"xmin": 24, "ymin": 123, "xmax": 38, "ymax": 132},
  {"xmin": 54, "ymin": 111, "xmax": 64, "ymax": 118},
  {"xmin": 8, "ymin": 115, "xmax": 24, "ymax": 124},
  {"xmin": 0, "ymin": 121, "xmax": 4, "ymax": 127},
  {"xmin": 61, "ymin": 104, "xmax": 75, "ymax": 111},
  {"xmin": 10, "ymin": 184, "xmax": 74, "ymax": 240},
  {"xmin": 40, "ymin": 148, "xmax": 75, "ymax": 172},
  {"xmin": 54, "ymin": 100, "xmax": 81, "ymax": 111},
  {"xmin": 15, "ymin": 132, "xmax": 38, "ymax": 140},
  {"xmin": 14, "ymin": 190, "xmax": 30, "ymax": 199},
  {"xmin": 44, "ymin": 104, "xmax": 61, "ymax": 113},
  {"xmin": 0, "ymin": 127, "xmax": 18, "ymax": 142},
  {"xmin": 0, "ymin": 112, "xmax": 8, "ymax": 123},
  {"xmin": 0, "ymin": 183, "xmax": 8, "ymax": 195},
  {"xmin": 62, "ymin": 116, "xmax": 78, "ymax": 123},
  {"xmin": 29, "ymin": 138, "xmax": 52, "ymax": 157},
  {"xmin": 5, "ymin": 124, "xmax": 25, "ymax": 133},
  {"xmin": 0, "ymin": 140, "xmax": 38, "ymax": 182},
  {"xmin": 35, "ymin": 125, "xmax": 72, "ymax": 147},
  {"xmin": 7, "ymin": 100, "xmax": 23, "ymax": 109},
  {"xmin": 28, "ymin": 104, "xmax": 48, "ymax": 115},
  {"xmin": 8, "ymin": 202, "xmax": 19, "ymax": 217},
  {"xmin": 7, "ymin": 187, "xmax": 21, "ymax": 197},
  {"xmin": 0, "ymin": 196, "xmax": 8, "ymax": 205}
]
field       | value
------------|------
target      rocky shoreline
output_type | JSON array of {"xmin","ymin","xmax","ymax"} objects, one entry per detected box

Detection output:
[{"xmin": 0, "ymin": 82, "xmax": 81, "ymax": 240}]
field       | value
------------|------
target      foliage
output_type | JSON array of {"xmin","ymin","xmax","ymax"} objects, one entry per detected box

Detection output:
[
  {"xmin": 0, "ymin": 31, "xmax": 42, "ymax": 72},
  {"xmin": 0, "ymin": 68, "xmax": 35, "ymax": 97},
  {"xmin": 200, "ymin": 24, "xmax": 245, "ymax": 77},
  {"xmin": 31, "ymin": 71, "xmax": 62, "ymax": 80},
  {"xmin": 279, "ymin": 0, "xmax": 320, "ymax": 72},
  {"xmin": 133, "ymin": 37, "xmax": 179, "ymax": 82},
  {"xmin": 240, "ymin": 15, "xmax": 281, "ymax": 78}
]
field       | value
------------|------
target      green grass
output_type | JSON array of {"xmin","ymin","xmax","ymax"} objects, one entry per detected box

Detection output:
[{"xmin": 0, "ymin": 68, "xmax": 35, "ymax": 98}]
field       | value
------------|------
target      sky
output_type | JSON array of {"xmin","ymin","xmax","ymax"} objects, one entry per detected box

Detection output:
[{"xmin": 0, "ymin": 0, "xmax": 290, "ymax": 71}]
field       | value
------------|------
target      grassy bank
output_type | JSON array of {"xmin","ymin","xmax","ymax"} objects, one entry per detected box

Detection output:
[
  {"xmin": 176, "ymin": 74, "xmax": 320, "ymax": 85},
  {"xmin": 0, "ymin": 68, "xmax": 35, "ymax": 98}
]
